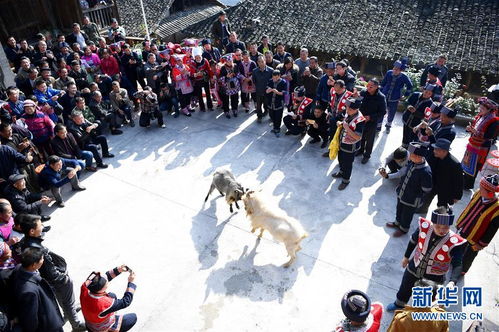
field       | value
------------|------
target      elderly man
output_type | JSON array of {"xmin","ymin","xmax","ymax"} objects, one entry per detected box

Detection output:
[
  {"xmin": 386, "ymin": 142, "xmax": 432, "ymax": 236},
  {"xmin": 89, "ymin": 91, "xmax": 123, "ymax": 135},
  {"xmin": 32, "ymin": 41, "xmax": 55, "ymax": 69},
  {"xmin": 51, "ymin": 124, "xmax": 97, "ymax": 172},
  {"xmin": 331, "ymin": 98, "xmax": 366, "ymax": 190},
  {"xmin": 66, "ymin": 23, "xmax": 89, "ymax": 49},
  {"xmin": 39, "ymin": 155, "xmax": 86, "ymax": 207},
  {"xmin": 110, "ymin": 81, "xmax": 135, "ymax": 127},
  {"xmin": 67, "ymin": 111, "xmax": 113, "ymax": 169},
  {"xmin": 3, "ymin": 174, "xmax": 51, "ymax": 220},
  {"xmin": 456, "ymin": 174, "xmax": 499, "ymax": 276},
  {"xmin": 53, "ymin": 68, "xmax": 75, "ymax": 91}
]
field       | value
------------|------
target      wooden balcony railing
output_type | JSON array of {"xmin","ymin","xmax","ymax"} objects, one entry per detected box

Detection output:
[{"xmin": 82, "ymin": 2, "xmax": 120, "ymax": 30}]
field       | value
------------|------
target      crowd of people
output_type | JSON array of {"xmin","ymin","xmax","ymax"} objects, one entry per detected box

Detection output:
[{"xmin": 0, "ymin": 9, "xmax": 498, "ymax": 332}]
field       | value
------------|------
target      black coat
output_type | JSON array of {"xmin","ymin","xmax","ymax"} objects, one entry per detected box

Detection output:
[
  {"xmin": 359, "ymin": 89, "xmax": 387, "ymax": 123},
  {"xmin": 3, "ymin": 185, "xmax": 42, "ymax": 215},
  {"xmin": 13, "ymin": 266, "xmax": 64, "ymax": 332},
  {"xmin": 427, "ymin": 152, "xmax": 463, "ymax": 204}
]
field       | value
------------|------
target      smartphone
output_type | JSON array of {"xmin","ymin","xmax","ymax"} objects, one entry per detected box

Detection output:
[{"xmin": 123, "ymin": 265, "xmax": 133, "ymax": 273}]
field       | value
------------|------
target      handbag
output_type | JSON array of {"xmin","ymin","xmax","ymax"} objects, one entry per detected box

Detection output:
[{"xmin": 328, "ymin": 125, "xmax": 343, "ymax": 160}]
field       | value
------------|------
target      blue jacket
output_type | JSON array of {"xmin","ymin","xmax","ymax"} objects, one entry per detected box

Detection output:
[
  {"xmin": 39, "ymin": 157, "xmax": 82, "ymax": 189},
  {"xmin": 380, "ymin": 70, "xmax": 413, "ymax": 102},
  {"xmin": 0, "ymin": 145, "xmax": 26, "ymax": 181},
  {"xmin": 33, "ymin": 87, "xmax": 62, "ymax": 108},
  {"xmin": 316, "ymin": 74, "xmax": 330, "ymax": 103}
]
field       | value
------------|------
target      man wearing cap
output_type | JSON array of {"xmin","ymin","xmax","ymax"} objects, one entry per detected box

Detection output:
[
  {"xmin": 315, "ymin": 62, "xmax": 335, "ymax": 110},
  {"xmin": 191, "ymin": 48, "xmax": 214, "ymax": 112},
  {"xmin": 3, "ymin": 174, "xmax": 51, "ymax": 221},
  {"xmin": 13, "ymin": 215, "xmax": 86, "ymax": 330},
  {"xmin": 426, "ymin": 103, "xmax": 457, "ymax": 146},
  {"xmin": 386, "ymin": 142, "xmax": 432, "ymax": 236},
  {"xmin": 462, "ymin": 97, "xmax": 498, "ymax": 189},
  {"xmin": 420, "ymin": 55, "xmax": 448, "ymax": 88},
  {"xmin": 387, "ymin": 207, "xmax": 466, "ymax": 311},
  {"xmin": 283, "ymin": 86, "xmax": 313, "ymax": 136},
  {"xmin": 335, "ymin": 290, "xmax": 383, "ymax": 332},
  {"xmin": 211, "ymin": 10, "xmax": 231, "ymax": 51},
  {"xmin": 80, "ymin": 265, "xmax": 137, "ymax": 332},
  {"xmin": 357, "ymin": 78, "xmax": 387, "ymax": 164},
  {"xmin": 421, "ymin": 138, "xmax": 463, "ymax": 213},
  {"xmin": 108, "ymin": 19, "xmax": 126, "ymax": 43},
  {"xmin": 380, "ymin": 59, "xmax": 413, "ymax": 132},
  {"xmin": 332, "ymin": 98, "xmax": 365, "ymax": 190},
  {"xmin": 401, "ymin": 83, "xmax": 435, "ymax": 148},
  {"xmin": 201, "ymin": 39, "xmax": 221, "ymax": 63},
  {"xmin": 110, "ymin": 81, "xmax": 135, "ymax": 127},
  {"xmin": 456, "ymin": 174, "xmax": 499, "ymax": 275},
  {"xmin": 252, "ymin": 55, "xmax": 273, "ymax": 122}
]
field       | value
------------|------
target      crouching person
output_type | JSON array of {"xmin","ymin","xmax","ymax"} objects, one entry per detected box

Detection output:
[
  {"xmin": 306, "ymin": 106, "xmax": 329, "ymax": 148},
  {"xmin": 134, "ymin": 86, "xmax": 165, "ymax": 128},
  {"xmin": 39, "ymin": 155, "xmax": 86, "ymax": 208},
  {"xmin": 335, "ymin": 290, "xmax": 383, "ymax": 331},
  {"xmin": 80, "ymin": 265, "xmax": 137, "ymax": 332}
]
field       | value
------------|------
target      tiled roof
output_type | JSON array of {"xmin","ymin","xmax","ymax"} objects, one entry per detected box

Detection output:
[
  {"xmin": 116, "ymin": 0, "xmax": 175, "ymax": 37},
  {"xmin": 154, "ymin": 4, "xmax": 224, "ymax": 39},
  {"xmin": 183, "ymin": 0, "xmax": 499, "ymax": 75}
]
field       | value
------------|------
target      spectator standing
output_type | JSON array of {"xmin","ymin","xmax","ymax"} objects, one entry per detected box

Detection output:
[
  {"xmin": 266, "ymin": 70, "xmax": 287, "ymax": 137},
  {"xmin": 252, "ymin": 55, "xmax": 273, "ymax": 122},
  {"xmin": 420, "ymin": 55, "xmax": 448, "ymax": 88},
  {"xmin": 211, "ymin": 10, "xmax": 231, "ymax": 50},
  {"xmin": 82, "ymin": 16, "xmax": 101, "ymax": 43}
]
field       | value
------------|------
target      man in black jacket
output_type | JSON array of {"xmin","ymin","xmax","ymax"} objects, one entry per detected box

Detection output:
[
  {"xmin": 333, "ymin": 61, "xmax": 356, "ymax": 92},
  {"xmin": 420, "ymin": 138, "xmax": 463, "ymax": 213},
  {"xmin": 211, "ymin": 11, "xmax": 231, "ymax": 50},
  {"xmin": 89, "ymin": 91, "xmax": 123, "ymax": 135},
  {"xmin": 13, "ymin": 247, "xmax": 65, "ymax": 332},
  {"xmin": 357, "ymin": 79, "xmax": 387, "ymax": 163},
  {"xmin": 13, "ymin": 214, "xmax": 85, "ymax": 331},
  {"xmin": 3, "ymin": 174, "xmax": 51, "ymax": 221},
  {"xmin": 225, "ymin": 32, "xmax": 246, "ymax": 54},
  {"xmin": 66, "ymin": 23, "xmax": 89, "ymax": 49},
  {"xmin": 67, "ymin": 111, "xmax": 114, "ymax": 168}
]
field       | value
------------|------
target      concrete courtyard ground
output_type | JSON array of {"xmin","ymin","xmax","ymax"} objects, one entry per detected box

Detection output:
[{"xmin": 44, "ymin": 109, "xmax": 498, "ymax": 331}]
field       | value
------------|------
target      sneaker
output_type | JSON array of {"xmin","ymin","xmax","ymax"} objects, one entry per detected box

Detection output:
[
  {"xmin": 309, "ymin": 138, "xmax": 320, "ymax": 144},
  {"xmin": 56, "ymin": 201, "xmax": 65, "ymax": 208},
  {"xmin": 320, "ymin": 140, "xmax": 328, "ymax": 149},
  {"xmin": 385, "ymin": 222, "xmax": 399, "ymax": 229},
  {"xmin": 331, "ymin": 172, "xmax": 343, "ymax": 178},
  {"xmin": 130, "ymin": 120, "xmax": 135, "ymax": 127},
  {"xmin": 42, "ymin": 225, "xmax": 51, "ymax": 233},
  {"xmin": 97, "ymin": 163, "xmax": 108, "ymax": 168},
  {"xmin": 41, "ymin": 215, "xmax": 51, "ymax": 222},
  {"xmin": 111, "ymin": 129, "xmax": 123, "ymax": 135},
  {"xmin": 322, "ymin": 151, "xmax": 330, "ymax": 158},
  {"xmin": 103, "ymin": 153, "xmax": 115, "ymax": 158},
  {"xmin": 160, "ymin": 124, "xmax": 166, "ymax": 128},
  {"xmin": 386, "ymin": 302, "xmax": 403, "ymax": 312},
  {"xmin": 72, "ymin": 186, "xmax": 86, "ymax": 191},
  {"xmin": 85, "ymin": 166, "xmax": 97, "ymax": 172},
  {"xmin": 338, "ymin": 182, "xmax": 349, "ymax": 190},
  {"xmin": 361, "ymin": 156, "xmax": 370, "ymax": 164}
]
